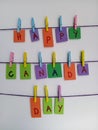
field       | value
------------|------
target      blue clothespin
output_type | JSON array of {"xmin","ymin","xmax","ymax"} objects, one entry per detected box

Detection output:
[
  {"xmin": 67, "ymin": 51, "xmax": 71, "ymax": 67},
  {"xmin": 38, "ymin": 52, "xmax": 42, "ymax": 67},
  {"xmin": 31, "ymin": 18, "xmax": 35, "ymax": 33},
  {"xmin": 59, "ymin": 16, "xmax": 62, "ymax": 32},
  {"xmin": 17, "ymin": 18, "xmax": 21, "ymax": 32}
]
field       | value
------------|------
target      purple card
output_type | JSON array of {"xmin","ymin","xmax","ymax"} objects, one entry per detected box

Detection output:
[
  {"xmin": 30, "ymin": 29, "xmax": 39, "ymax": 42},
  {"xmin": 55, "ymin": 27, "xmax": 68, "ymax": 43},
  {"xmin": 35, "ymin": 64, "xmax": 47, "ymax": 79},
  {"xmin": 77, "ymin": 64, "xmax": 89, "ymax": 75}
]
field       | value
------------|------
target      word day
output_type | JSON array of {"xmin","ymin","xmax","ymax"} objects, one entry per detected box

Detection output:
[
  {"xmin": 30, "ymin": 85, "xmax": 64, "ymax": 118},
  {"xmin": 13, "ymin": 16, "xmax": 81, "ymax": 47},
  {"xmin": 6, "ymin": 51, "xmax": 89, "ymax": 80}
]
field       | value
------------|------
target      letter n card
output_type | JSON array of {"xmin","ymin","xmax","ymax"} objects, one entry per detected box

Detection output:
[
  {"xmin": 43, "ymin": 28, "xmax": 54, "ymax": 47},
  {"xmin": 35, "ymin": 64, "xmax": 47, "ymax": 79},
  {"xmin": 14, "ymin": 30, "xmax": 25, "ymax": 42},
  {"xmin": 30, "ymin": 97, "xmax": 41, "ymax": 118},
  {"xmin": 64, "ymin": 63, "xmax": 76, "ymax": 80}
]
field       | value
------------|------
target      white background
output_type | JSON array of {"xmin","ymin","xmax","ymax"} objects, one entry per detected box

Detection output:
[{"xmin": 0, "ymin": 0, "xmax": 98, "ymax": 130}]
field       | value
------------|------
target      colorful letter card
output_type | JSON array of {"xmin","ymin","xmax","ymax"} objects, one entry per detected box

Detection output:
[
  {"xmin": 14, "ymin": 30, "xmax": 25, "ymax": 42},
  {"xmin": 30, "ymin": 97, "xmax": 41, "ymax": 118},
  {"xmin": 43, "ymin": 98, "xmax": 52, "ymax": 114},
  {"xmin": 47, "ymin": 63, "xmax": 62, "ymax": 78},
  {"xmin": 35, "ymin": 64, "xmax": 47, "ymax": 79},
  {"xmin": 55, "ymin": 27, "xmax": 68, "ymax": 43},
  {"xmin": 43, "ymin": 28, "xmax": 54, "ymax": 47},
  {"xmin": 64, "ymin": 63, "xmax": 76, "ymax": 80},
  {"xmin": 77, "ymin": 64, "xmax": 89, "ymax": 75},
  {"xmin": 30, "ymin": 29, "xmax": 39, "ymax": 42},
  {"xmin": 6, "ymin": 64, "xmax": 16, "ymax": 79},
  {"xmin": 54, "ymin": 98, "xmax": 64, "ymax": 114},
  {"xmin": 68, "ymin": 27, "xmax": 81, "ymax": 39},
  {"xmin": 20, "ymin": 64, "xmax": 31, "ymax": 79}
]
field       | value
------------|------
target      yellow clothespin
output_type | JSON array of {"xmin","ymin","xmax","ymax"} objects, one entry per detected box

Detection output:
[
  {"xmin": 34, "ymin": 85, "xmax": 38, "ymax": 102},
  {"xmin": 44, "ymin": 85, "xmax": 48, "ymax": 102},
  {"xmin": 45, "ymin": 16, "xmax": 48, "ymax": 31},
  {"xmin": 81, "ymin": 50, "xmax": 85, "ymax": 67},
  {"xmin": 52, "ymin": 52, "xmax": 56, "ymax": 68},
  {"xmin": 23, "ymin": 52, "xmax": 27, "ymax": 68}
]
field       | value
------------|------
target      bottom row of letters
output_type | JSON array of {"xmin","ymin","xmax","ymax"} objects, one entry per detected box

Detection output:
[{"xmin": 30, "ymin": 97, "xmax": 64, "ymax": 118}]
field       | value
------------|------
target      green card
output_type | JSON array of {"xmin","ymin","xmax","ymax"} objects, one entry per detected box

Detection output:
[
  {"xmin": 47, "ymin": 63, "xmax": 62, "ymax": 78},
  {"xmin": 54, "ymin": 98, "xmax": 64, "ymax": 114},
  {"xmin": 43, "ymin": 98, "xmax": 52, "ymax": 114},
  {"xmin": 6, "ymin": 64, "xmax": 16, "ymax": 79},
  {"xmin": 68, "ymin": 27, "xmax": 81, "ymax": 39},
  {"xmin": 20, "ymin": 64, "xmax": 31, "ymax": 79}
]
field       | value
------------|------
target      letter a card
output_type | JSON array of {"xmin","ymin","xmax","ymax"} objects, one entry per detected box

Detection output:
[
  {"xmin": 43, "ymin": 28, "xmax": 54, "ymax": 47},
  {"xmin": 43, "ymin": 98, "xmax": 52, "ymax": 114},
  {"xmin": 77, "ymin": 64, "xmax": 89, "ymax": 76},
  {"xmin": 14, "ymin": 30, "xmax": 25, "ymax": 42},
  {"xmin": 6, "ymin": 64, "xmax": 16, "ymax": 79},
  {"xmin": 30, "ymin": 97, "xmax": 41, "ymax": 118},
  {"xmin": 35, "ymin": 64, "xmax": 47, "ymax": 79},
  {"xmin": 54, "ymin": 98, "xmax": 64, "ymax": 114},
  {"xmin": 47, "ymin": 63, "xmax": 62, "ymax": 78},
  {"xmin": 64, "ymin": 63, "xmax": 76, "ymax": 80},
  {"xmin": 30, "ymin": 29, "xmax": 39, "ymax": 42},
  {"xmin": 20, "ymin": 64, "xmax": 31, "ymax": 79}
]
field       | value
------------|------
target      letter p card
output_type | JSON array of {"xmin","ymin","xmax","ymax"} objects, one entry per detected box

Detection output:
[
  {"xmin": 43, "ymin": 28, "xmax": 54, "ymax": 47},
  {"xmin": 30, "ymin": 98, "xmax": 41, "ymax": 118}
]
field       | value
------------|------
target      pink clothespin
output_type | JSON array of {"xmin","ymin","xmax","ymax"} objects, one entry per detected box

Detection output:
[
  {"xmin": 9, "ymin": 52, "xmax": 14, "ymax": 67},
  {"xmin": 73, "ymin": 15, "xmax": 77, "ymax": 30},
  {"xmin": 58, "ymin": 85, "xmax": 62, "ymax": 101}
]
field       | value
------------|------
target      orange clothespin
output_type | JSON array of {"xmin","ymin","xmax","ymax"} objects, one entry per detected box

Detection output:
[{"xmin": 9, "ymin": 52, "xmax": 14, "ymax": 67}]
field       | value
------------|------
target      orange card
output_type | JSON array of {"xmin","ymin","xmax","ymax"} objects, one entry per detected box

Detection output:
[
  {"xmin": 30, "ymin": 97, "xmax": 41, "ymax": 118},
  {"xmin": 14, "ymin": 30, "xmax": 25, "ymax": 42},
  {"xmin": 43, "ymin": 28, "xmax": 54, "ymax": 47},
  {"xmin": 64, "ymin": 63, "xmax": 76, "ymax": 80}
]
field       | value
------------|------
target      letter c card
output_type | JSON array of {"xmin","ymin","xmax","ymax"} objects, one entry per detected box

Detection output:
[{"xmin": 6, "ymin": 64, "xmax": 16, "ymax": 79}]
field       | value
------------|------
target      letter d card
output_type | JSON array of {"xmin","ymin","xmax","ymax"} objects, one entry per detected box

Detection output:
[{"xmin": 30, "ymin": 97, "xmax": 41, "ymax": 118}]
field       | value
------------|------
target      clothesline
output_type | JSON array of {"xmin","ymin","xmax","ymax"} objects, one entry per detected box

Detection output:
[{"xmin": 0, "ymin": 24, "xmax": 98, "ymax": 31}]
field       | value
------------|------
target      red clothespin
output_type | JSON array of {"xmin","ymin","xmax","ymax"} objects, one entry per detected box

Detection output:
[
  {"xmin": 73, "ymin": 15, "xmax": 77, "ymax": 30},
  {"xmin": 58, "ymin": 85, "xmax": 62, "ymax": 101},
  {"xmin": 9, "ymin": 52, "xmax": 14, "ymax": 67}
]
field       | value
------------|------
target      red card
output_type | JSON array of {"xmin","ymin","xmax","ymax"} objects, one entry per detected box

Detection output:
[
  {"xmin": 43, "ymin": 28, "xmax": 54, "ymax": 47},
  {"xmin": 14, "ymin": 30, "xmax": 25, "ymax": 42},
  {"xmin": 30, "ymin": 97, "xmax": 41, "ymax": 118},
  {"xmin": 64, "ymin": 63, "xmax": 76, "ymax": 80}
]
